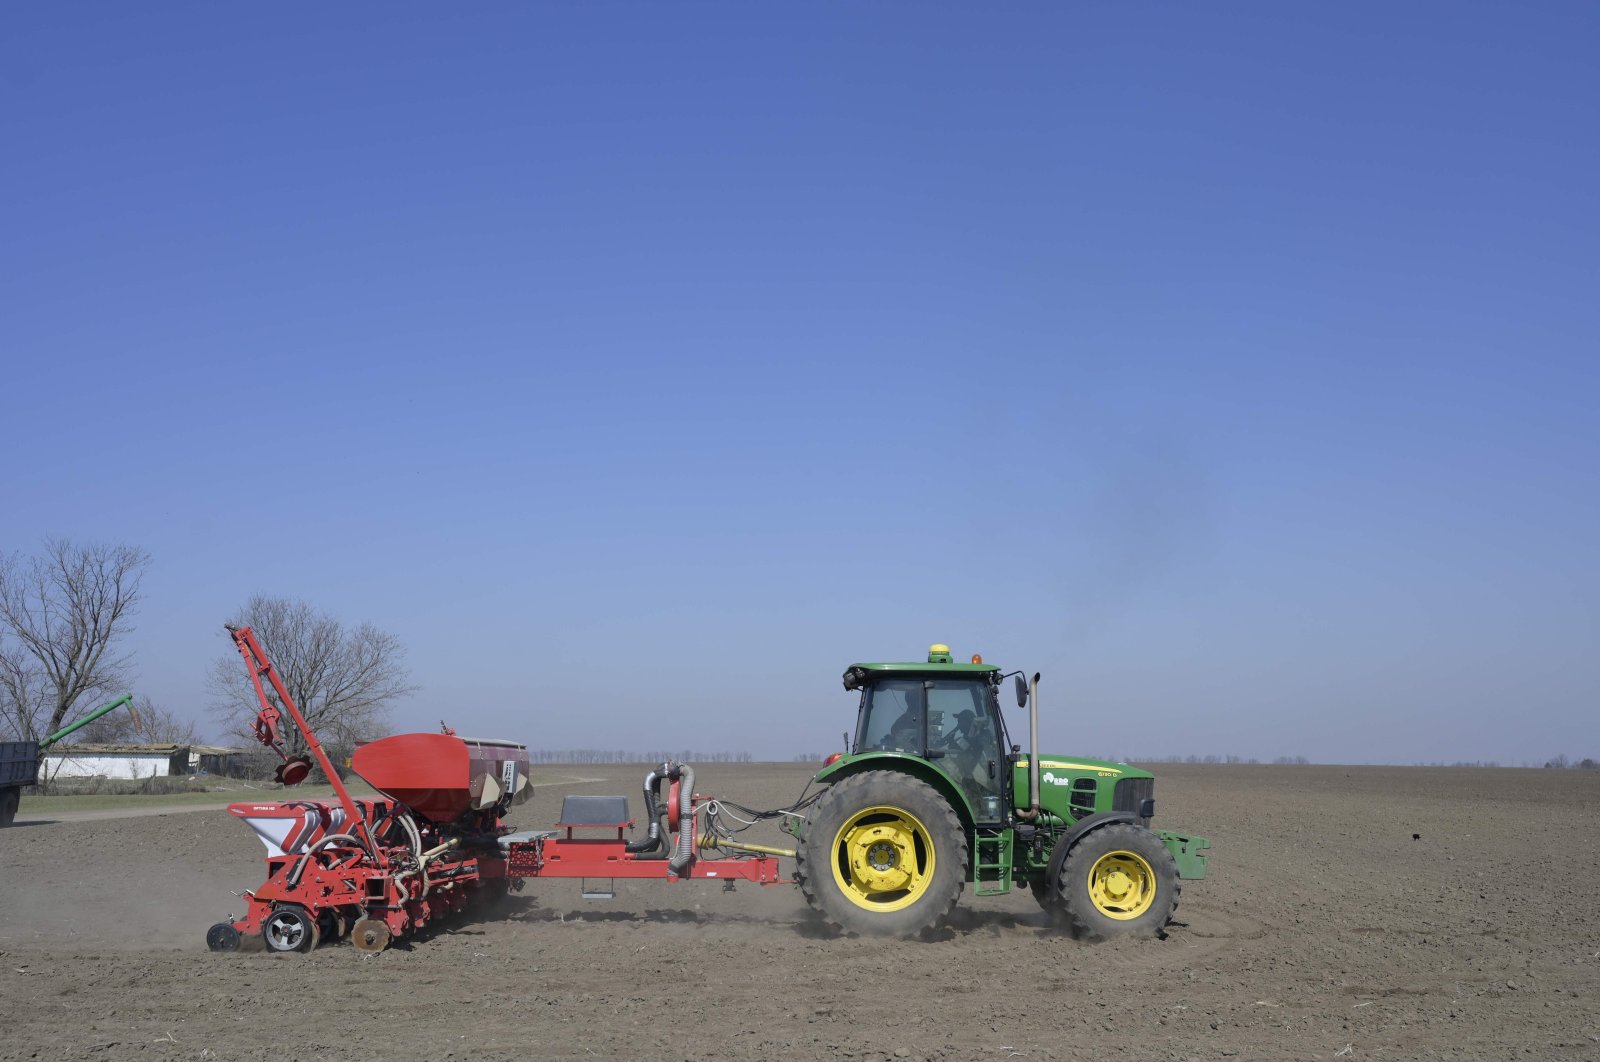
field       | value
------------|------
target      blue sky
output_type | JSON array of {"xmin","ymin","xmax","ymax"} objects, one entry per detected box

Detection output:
[{"xmin": 3, "ymin": 3, "xmax": 1595, "ymax": 764}]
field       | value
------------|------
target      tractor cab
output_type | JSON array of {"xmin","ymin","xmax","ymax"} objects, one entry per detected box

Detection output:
[{"xmin": 843, "ymin": 644, "xmax": 1010, "ymax": 823}]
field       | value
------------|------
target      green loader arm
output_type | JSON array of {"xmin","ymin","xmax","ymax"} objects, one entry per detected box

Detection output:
[{"xmin": 39, "ymin": 694, "xmax": 136, "ymax": 749}]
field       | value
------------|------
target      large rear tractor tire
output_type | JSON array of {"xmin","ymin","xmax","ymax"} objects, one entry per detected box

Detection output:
[
  {"xmin": 1055, "ymin": 823, "xmax": 1179, "ymax": 940},
  {"xmin": 795, "ymin": 772, "xmax": 966, "ymax": 938}
]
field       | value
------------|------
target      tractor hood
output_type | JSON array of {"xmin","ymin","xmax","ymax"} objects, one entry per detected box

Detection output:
[
  {"xmin": 1014, "ymin": 755, "xmax": 1144, "ymax": 780},
  {"xmin": 1015, "ymin": 755, "xmax": 1156, "ymax": 828}
]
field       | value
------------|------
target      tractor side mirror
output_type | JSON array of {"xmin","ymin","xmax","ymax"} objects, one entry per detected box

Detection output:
[{"xmin": 1014, "ymin": 675, "xmax": 1029, "ymax": 709}]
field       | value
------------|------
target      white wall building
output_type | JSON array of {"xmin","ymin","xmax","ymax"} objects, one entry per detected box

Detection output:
[{"xmin": 44, "ymin": 744, "xmax": 188, "ymax": 780}]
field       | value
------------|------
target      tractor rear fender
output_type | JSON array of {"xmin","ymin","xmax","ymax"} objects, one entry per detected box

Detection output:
[{"xmin": 808, "ymin": 751, "xmax": 978, "ymax": 840}]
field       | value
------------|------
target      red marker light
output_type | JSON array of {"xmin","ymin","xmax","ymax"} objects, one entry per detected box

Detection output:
[{"xmin": 823, "ymin": 752, "xmax": 843, "ymax": 767}]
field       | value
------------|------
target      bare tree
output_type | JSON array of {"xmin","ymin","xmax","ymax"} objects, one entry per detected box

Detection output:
[
  {"xmin": 75, "ymin": 695, "xmax": 201, "ymax": 746},
  {"xmin": 207, "ymin": 595, "xmax": 415, "ymax": 752},
  {"xmin": 0, "ymin": 652, "xmax": 48, "ymax": 742},
  {"xmin": 0, "ymin": 540, "xmax": 150, "ymax": 742}
]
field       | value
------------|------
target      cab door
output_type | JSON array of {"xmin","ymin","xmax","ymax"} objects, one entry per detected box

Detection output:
[{"xmin": 924, "ymin": 679, "xmax": 1005, "ymax": 822}]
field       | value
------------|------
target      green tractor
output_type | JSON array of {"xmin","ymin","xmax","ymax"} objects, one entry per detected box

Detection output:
[{"xmin": 787, "ymin": 645, "xmax": 1210, "ymax": 938}]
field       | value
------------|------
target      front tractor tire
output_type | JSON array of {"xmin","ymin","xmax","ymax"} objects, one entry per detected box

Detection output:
[
  {"xmin": 1028, "ymin": 876, "xmax": 1064, "ymax": 918},
  {"xmin": 1054, "ymin": 823, "xmax": 1179, "ymax": 940},
  {"xmin": 795, "ymin": 771, "xmax": 966, "ymax": 938}
]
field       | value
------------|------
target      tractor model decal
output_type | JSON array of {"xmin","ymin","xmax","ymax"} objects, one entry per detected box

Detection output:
[{"xmin": 1019, "ymin": 758, "xmax": 1124, "ymax": 776}]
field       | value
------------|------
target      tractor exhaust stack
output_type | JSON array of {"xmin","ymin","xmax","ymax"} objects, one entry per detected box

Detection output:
[
  {"xmin": 1015, "ymin": 671, "xmax": 1043, "ymax": 821},
  {"xmin": 1028, "ymin": 672, "xmax": 1041, "ymax": 816}
]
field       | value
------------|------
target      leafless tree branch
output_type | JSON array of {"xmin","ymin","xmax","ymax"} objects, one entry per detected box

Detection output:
[
  {"xmin": 207, "ymin": 595, "xmax": 416, "ymax": 752},
  {"xmin": 0, "ymin": 540, "xmax": 150, "ymax": 741},
  {"xmin": 75, "ymin": 695, "xmax": 201, "ymax": 746}
]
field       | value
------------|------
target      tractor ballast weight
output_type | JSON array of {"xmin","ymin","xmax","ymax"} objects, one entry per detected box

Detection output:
[{"xmin": 788, "ymin": 644, "xmax": 1211, "ymax": 939}]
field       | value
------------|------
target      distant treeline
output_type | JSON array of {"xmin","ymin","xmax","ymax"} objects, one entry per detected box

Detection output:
[
  {"xmin": 1098, "ymin": 754, "xmax": 1599, "ymax": 769},
  {"xmin": 791, "ymin": 752, "xmax": 1599, "ymax": 768},
  {"xmin": 800, "ymin": 753, "xmax": 1308, "ymax": 765},
  {"xmin": 528, "ymin": 750, "xmax": 1597, "ymax": 768},
  {"xmin": 1134, "ymin": 754, "xmax": 1276, "ymax": 765},
  {"xmin": 1138, "ymin": 755, "xmax": 1600, "ymax": 769},
  {"xmin": 528, "ymin": 749, "xmax": 754, "ymax": 764}
]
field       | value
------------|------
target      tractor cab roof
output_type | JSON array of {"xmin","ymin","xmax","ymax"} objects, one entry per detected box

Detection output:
[{"xmin": 842, "ymin": 644, "xmax": 1001, "ymax": 691}]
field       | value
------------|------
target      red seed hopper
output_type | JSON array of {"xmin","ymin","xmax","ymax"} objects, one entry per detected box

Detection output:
[{"xmin": 351, "ymin": 733, "xmax": 530, "ymax": 826}]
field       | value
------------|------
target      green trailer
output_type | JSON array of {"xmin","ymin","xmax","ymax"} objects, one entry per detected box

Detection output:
[{"xmin": 787, "ymin": 646, "xmax": 1210, "ymax": 938}]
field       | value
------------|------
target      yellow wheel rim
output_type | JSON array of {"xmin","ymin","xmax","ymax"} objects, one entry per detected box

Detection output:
[
  {"xmin": 830, "ymin": 805, "xmax": 936, "ymax": 913},
  {"xmin": 1087, "ymin": 849, "xmax": 1157, "ymax": 920}
]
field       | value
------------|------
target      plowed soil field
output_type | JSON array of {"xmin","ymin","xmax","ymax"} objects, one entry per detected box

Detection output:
[{"xmin": 3, "ymin": 763, "xmax": 1598, "ymax": 1061}]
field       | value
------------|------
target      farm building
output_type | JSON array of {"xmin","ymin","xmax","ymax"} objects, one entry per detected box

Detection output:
[
  {"xmin": 188, "ymin": 745, "xmax": 250, "ymax": 776},
  {"xmin": 44, "ymin": 744, "xmax": 190, "ymax": 780},
  {"xmin": 41, "ymin": 744, "xmax": 250, "ymax": 781}
]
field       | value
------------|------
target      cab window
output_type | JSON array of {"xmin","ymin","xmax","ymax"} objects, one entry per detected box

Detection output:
[{"xmin": 858, "ymin": 678, "xmax": 922, "ymax": 752}]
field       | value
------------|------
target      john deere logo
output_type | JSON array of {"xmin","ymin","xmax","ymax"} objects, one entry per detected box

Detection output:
[{"xmin": 1041, "ymin": 772, "xmax": 1072, "ymax": 787}]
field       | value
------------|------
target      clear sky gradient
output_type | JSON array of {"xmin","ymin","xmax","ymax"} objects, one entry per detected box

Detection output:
[{"xmin": 3, "ymin": 4, "xmax": 1595, "ymax": 764}]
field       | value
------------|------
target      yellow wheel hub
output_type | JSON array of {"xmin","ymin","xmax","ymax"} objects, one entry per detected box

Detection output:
[
  {"xmin": 831, "ymin": 805, "xmax": 935, "ymax": 912},
  {"xmin": 1087, "ymin": 850, "xmax": 1157, "ymax": 919}
]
